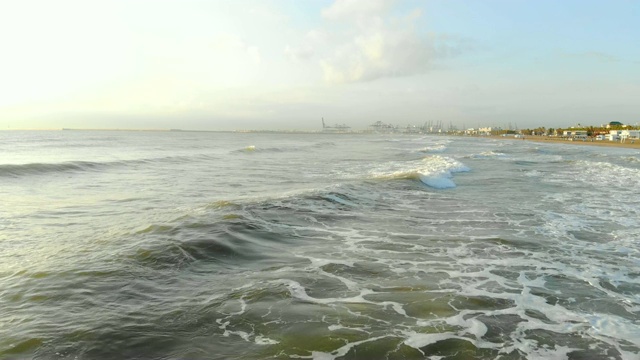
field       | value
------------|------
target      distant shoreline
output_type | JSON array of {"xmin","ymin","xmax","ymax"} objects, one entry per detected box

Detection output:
[
  {"xmin": 2, "ymin": 128, "xmax": 640, "ymax": 149},
  {"xmin": 486, "ymin": 135, "xmax": 640, "ymax": 149}
]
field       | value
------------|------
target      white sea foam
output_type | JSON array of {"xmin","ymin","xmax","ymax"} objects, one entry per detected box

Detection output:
[
  {"xmin": 304, "ymin": 256, "xmax": 355, "ymax": 268},
  {"xmin": 6, "ymin": 132, "xmax": 640, "ymax": 359},
  {"xmin": 254, "ymin": 335, "xmax": 279, "ymax": 345},
  {"xmin": 404, "ymin": 332, "xmax": 458, "ymax": 350},
  {"xmin": 512, "ymin": 344, "xmax": 577, "ymax": 360},
  {"xmin": 621, "ymin": 155, "xmax": 640, "ymax": 163},
  {"xmin": 573, "ymin": 160, "xmax": 640, "ymax": 189},
  {"xmin": 327, "ymin": 324, "xmax": 370, "ymax": 333},
  {"xmin": 215, "ymin": 138, "xmax": 640, "ymax": 358},
  {"xmin": 309, "ymin": 336, "xmax": 390, "ymax": 360},
  {"xmin": 302, "ymin": 255, "xmax": 360, "ymax": 290},
  {"xmin": 281, "ymin": 279, "xmax": 366, "ymax": 304},
  {"xmin": 586, "ymin": 314, "xmax": 640, "ymax": 348},
  {"xmin": 417, "ymin": 144, "xmax": 447, "ymax": 153},
  {"xmin": 218, "ymin": 298, "xmax": 247, "ymax": 316},
  {"xmin": 472, "ymin": 150, "xmax": 507, "ymax": 159},
  {"xmin": 444, "ymin": 313, "xmax": 488, "ymax": 339},
  {"xmin": 417, "ymin": 156, "xmax": 470, "ymax": 188}
]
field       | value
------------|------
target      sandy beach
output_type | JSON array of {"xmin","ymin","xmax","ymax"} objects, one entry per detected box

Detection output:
[{"xmin": 489, "ymin": 135, "xmax": 640, "ymax": 150}]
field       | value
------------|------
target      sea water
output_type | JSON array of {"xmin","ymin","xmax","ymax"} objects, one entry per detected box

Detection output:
[{"xmin": 1, "ymin": 130, "xmax": 639, "ymax": 359}]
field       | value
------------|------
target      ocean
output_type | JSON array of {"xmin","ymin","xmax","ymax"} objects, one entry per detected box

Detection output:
[{"xmin": 1, "ymin": 130, "xmax": 639, "ymax": 359}]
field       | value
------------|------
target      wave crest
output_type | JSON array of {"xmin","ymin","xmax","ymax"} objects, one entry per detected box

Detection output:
[
  {"xmin": 371, "ymin": 155, "xmax": 470, "ymax": 189},
  {"xmin": 0, "ymin": 161, "xmax": 105, "ymax": 177}
]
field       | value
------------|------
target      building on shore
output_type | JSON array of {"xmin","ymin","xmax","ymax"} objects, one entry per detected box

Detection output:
[
  {"xmin": 620, "ymin": 130, "xmax": 640, "ymax": 142},
  {"xmin": 562, "ymin": 130, "xmax": 588, "ymax": 140}
]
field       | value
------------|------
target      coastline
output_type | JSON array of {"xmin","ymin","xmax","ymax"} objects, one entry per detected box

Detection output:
[{"xmin": 486, "ymin": 135, "xmax": 640, "ymax": 150}]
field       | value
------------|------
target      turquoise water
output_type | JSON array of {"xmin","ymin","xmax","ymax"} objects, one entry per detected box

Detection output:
[{"xmin": 1, "ymin": 131, "xmax": 639, "ymax": 359}]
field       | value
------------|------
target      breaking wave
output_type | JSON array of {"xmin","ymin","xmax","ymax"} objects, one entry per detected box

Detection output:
[{"xmin": 371, "ymin": 155, "xmax": 470, "ymax": 189}]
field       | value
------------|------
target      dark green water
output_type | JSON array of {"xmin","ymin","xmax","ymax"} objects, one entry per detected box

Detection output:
[{"xmin": 1, "ymin": 131, "xmax": 639, "ymax": 359}]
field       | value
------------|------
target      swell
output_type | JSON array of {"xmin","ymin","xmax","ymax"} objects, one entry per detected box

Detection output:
[
  {"xmin": 1, "ymin": 185, "xmax": 372, "ymax": 358},
  {"xmin": 0, "ymin": 154, "xmax": 220, "ymax": 178},
  {"xmin": 129, "ymin": 213, "xmax": 303, "ymax": 271},
  {"xmin": 127, "ymin": 184, "xmax": 376, "ymax": 271},
  {"xmin": 0, "ymin": 161, "xmax": 109, "ymax": 177}
]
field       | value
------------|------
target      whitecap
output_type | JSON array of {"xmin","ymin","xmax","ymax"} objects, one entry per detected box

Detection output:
[
  {"xmin": 370, "ymin": 155, "xmax": 470, "ymax": 189},
  {"xmin": 417, "ymin": 144, "xmax": 447, "ymax": 153},
  {"xmin": 417, "ymin": 156, "xmax": 470, "ymax": 189},
  {"xmin": 254, "ymin": 335, "xmax": 279, "ymax": 345},
  {"xmin": 471, "ymin": 150, "xmax": 507, "ymax": 159}
]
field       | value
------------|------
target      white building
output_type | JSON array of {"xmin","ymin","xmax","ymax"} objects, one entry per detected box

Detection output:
[
  {"xmin": 620, "ymin": 130, "xmax": 640, "ymax": 142},
  {"xmin": 573, "ymin": 131, "xmax": 588, "ymax": 139},
  {"xmin": 607, "ymin": 130, "xmax": 621, "ymax": 141},
  {"xmin": 478, "ymin": 127, "xmax": 498, "ymax": 135},
  {"xmin": 607, "ymin": 130, "xmax": 623, "ymax": 141}
]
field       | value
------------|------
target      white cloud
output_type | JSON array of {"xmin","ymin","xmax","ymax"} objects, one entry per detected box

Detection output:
[
  {"xmin": 283, "ymin": 30, "xmax": 330, "ymax": 63},
  {"xmin": 284, "ymin": 45, "xmax": 315, "ymax": 62},
  {"xmin": 317, "ymin": 2, "xmax": 461, "ymax": 84},
  {"xmin": 306, "ymin": 30, "xmax": 328, "ymax": 44},
  {"xmin": 246, "ymin": 46, "xmax": 262, "ymax": 65},
  {"xmin": 322, "ymin": 0, "xmax": 396, "ymax": 20},
  {"xmin": 249, "ymin": 5, "xmax": 288, "ymax": 23},
  {"xmin": 211, "ymin": 34, "xmax": 262, "ymax": 65}
]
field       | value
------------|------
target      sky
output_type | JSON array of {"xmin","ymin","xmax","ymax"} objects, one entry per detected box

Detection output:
[{"xmin": 1, "ymin": 0, "xmax": 639, "ymax": 131}]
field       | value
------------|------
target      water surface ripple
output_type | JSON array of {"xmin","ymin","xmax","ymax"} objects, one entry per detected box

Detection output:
[{"xmin": 1, "ymin": 131, "xmax": 639, "ymax": 359}]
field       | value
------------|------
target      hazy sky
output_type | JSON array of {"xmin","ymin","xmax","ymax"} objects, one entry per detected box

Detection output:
[{"xmin": 1, "ymin": 0, "xmax": 639, "ymax": 130}]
